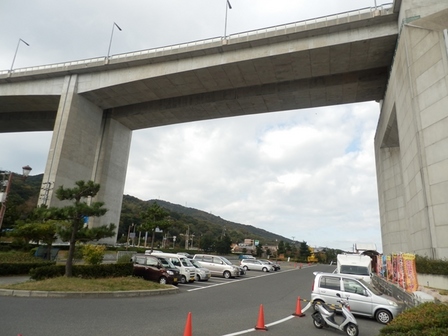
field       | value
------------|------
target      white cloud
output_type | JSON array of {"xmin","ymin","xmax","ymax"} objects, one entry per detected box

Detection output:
[{"xmin": 0, "ymin": 0, "xmax": 390, "ymax": 252}]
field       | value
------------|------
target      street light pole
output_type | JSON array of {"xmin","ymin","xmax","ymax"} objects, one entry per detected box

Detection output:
[
  {"xmin": 0, "ymin": 165, "xmax": 32, "ymax": 231},
  {"xmin": 10, "ymin": 38, "xmax": 30, "ymax": 72},
  {"xmin": 223, "ymin": 0, "xmax": 232, "ymax": 40},
  {"xmin": 107, "ymin": 22, "xmax": 122, "ymax": 60}
]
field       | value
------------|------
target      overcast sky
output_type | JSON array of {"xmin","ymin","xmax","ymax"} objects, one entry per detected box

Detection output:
[{"xmin": 0, "ymin": 0, "xmax": 393, "ymax": 252}]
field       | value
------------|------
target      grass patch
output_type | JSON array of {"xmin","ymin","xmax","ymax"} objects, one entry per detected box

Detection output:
[{"xmin": 1, "ymin": 276, "xmax": 171, "ymax": 292}]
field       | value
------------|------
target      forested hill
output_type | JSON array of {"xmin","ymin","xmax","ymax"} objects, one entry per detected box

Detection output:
[
  {"xmin": 2, "ymin": 172, "xmax": 291, "ymax": 245},
  {"xmin": 123, "ymin": 196, "xmax": 291, "ymax": 245}
]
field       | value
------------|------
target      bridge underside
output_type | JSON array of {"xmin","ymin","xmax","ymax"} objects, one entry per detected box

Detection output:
[{"xmin": 0, "ymin": 11, "xmax": 398, "ymax": 132}]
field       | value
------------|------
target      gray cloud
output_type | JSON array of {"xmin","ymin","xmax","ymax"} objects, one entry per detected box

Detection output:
[{"xmin": 0, "ymin": 0, "xmax": 390, "ymax": 252}]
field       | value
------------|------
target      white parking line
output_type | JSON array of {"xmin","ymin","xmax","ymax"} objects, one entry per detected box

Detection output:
[
  {"xmin": 187, "ymin": 268, "xmax": 298, "ymax": 292},
  {"xmin": 222, "ymin": 315, "xmax": 295, "ymax": 336}
]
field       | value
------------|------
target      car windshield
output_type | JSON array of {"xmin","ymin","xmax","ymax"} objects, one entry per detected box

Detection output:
[
  {"xmin": 157, "ymin": 257, "xmax": 173, "ymax": 268},
  {"xmin": 340, "ymin": 265, "xmax": 370, "ymax": 276},
  {"xmin": 190, "ymin": 260, "xmax": 200, "ymax": 268},
  {"xmin": 181, "ymin": 258, "xmax": 194, "ymax": 267},
  {"xmin": 358, "ymin": 279, "xmax": 383, "ymax": 296},
  {"xmin": 221, "ymin": 257, "xmax": 233, "ymax": 265}
]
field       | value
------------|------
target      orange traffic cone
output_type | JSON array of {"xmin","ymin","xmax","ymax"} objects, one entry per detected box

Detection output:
[
  {"xmin": 183, "ymin": 312, "xmax": 192, "ymax": 336},
  {"xmin": 293, "ymin": 297, "xmax": 306, "ymax": 317},
  {"xmin": 255, "ymin": 304, "xmax": 268, "ymax": 331}
]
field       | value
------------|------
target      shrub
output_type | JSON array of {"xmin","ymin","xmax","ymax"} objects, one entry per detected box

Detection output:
[
  {"xmin": 0, "ymin": 251, "xmax": 54, "ymax": 275},
  {"xmin": 82, "ymin": 244, "xmax": 106, "ymax": 265},
  {"xmin": 380, "ymin": 302, "xmax": 448, "ymax": 335},
  {"xmin": 30, "ymin": 263, "xmax": 133, "ymax": 280},
  {"xmin": 416, "ymin": 255, "xmax": 448, "ymax": 276}
]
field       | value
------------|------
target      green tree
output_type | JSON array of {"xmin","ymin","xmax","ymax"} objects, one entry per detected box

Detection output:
[
  {"xmin": 200, "ymin": 233, "xmax": 215, "ymax": 252},
  {"xmin": 51, "ymin": 180, "xmax": 115, "ymax": 277},
  {"xmin": 7, "ymin": 205, "xmax": 58, "ymax": 258},
  {"xmin": 299, "ymin": 241, "xmax": 310, "ymax": 261},
  {"xmin": 215, "ymin": 234, "xmax": 232, "ymax": 254},
  {"xmin": 277, "ymin": 240, "xmax": 286, "ymax": 255},
  {"xmin": 140, "ymin": 202, "xmax": 170, "ymax": 253},
  {"xmin": 255, "ymin": 242, "xmax": 263, "ymax": 257}
]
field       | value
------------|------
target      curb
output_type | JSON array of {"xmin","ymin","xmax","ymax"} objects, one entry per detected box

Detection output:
[{"xmin": 0, "ymin": 286, "xmax": 179, "ymax": 298}]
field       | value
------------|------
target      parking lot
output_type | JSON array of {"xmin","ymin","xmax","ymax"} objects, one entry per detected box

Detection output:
[
  {"xmin": 1, "ymin": 263, "xmax": 386, "ymax": 336},
  {"xmin": 177, "ymin": 260, "xmax": 296, "ymax": 293}
]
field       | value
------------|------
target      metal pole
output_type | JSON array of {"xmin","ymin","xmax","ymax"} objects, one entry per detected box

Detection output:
[
  {"xmin": 224, "ymin": 0, "xmax": 232, "ymax": 39},
  {"xmin": 10, "ymin": 38, "xmax": 29, "ymax": 72},
  {"xmin": 107, "ymin": 22, "xmax": 122, "ymax": 59}
]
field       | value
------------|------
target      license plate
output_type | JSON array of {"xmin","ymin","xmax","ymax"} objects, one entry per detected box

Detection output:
[{"xmin": 173, "ymin": 278, "xmax": 178, "ymax": 282}]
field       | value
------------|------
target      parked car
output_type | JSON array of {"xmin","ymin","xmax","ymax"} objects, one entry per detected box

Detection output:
[
  {"xmin": 259, "ymin": 259, "xmax": 281, "ymax": 271},
  {"xmin": 236, "ymin": 265, "xmax": 246, "ymax": 276},
  {"xmin": 189, "ymin": 259, "xmax": 211, "ymax": 281},
  {"xmin": 151, "ymin": 252, "xmax": 196, "ymax": 284},
  {"xmin": 193, "ymin": 254, "xmax": 240, "ymax": 278},
  {"xmin": 240, "ymin": 259, "xmax": 275, "ymax": 272},
  {"xmin": 144, "ymin": 249, "xmax": 163, "ymax": 255},
  {"xmin": 132, "ymin": 255, "xmax": 179, "ymax": 285},
  {"xmin": 238, "ymin": 254, "xmax": 256, "ymax": 260},
  {"xmin": 177, "ymin": 252, "xmax": 193, "ymax": 259},
  {"xmin": 311, "ymin": 272, "xmax": 404, "ymax": 324},
  {"xmin": 153, "ymin": 255, "xmax": 181, "ymax": 286}
]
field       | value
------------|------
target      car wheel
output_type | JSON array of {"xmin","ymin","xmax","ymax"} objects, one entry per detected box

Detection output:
[
  {"xmin": 262, "ymin": 267, "xmax": 268, "ymax": 272},
  {"xmin": 195, "ymin": 274, "xmax": 201, "ymax": 281},
  {"xmin": 223, "ymin": 271, "xmax": 231, "ymax": 279},
  {"xmin": 243, "ymin": 266, "xmax": 249, "ymax": 271},
  {"xmin": 180, "ymin": 275, "xmax": 187, "ymax": 284},
  {"xmin": 375, "ymin": 309, "xmax": 392, "ymax": 324},
  {"xmin": 159, "ymin": 276, "xmax": 167, "ymax": 285}
]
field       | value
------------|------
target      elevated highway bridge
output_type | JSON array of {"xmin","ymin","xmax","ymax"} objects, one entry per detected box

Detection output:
[{"xmin": 1, "ymin": 0, "xmax": 448, "ymax": 258}]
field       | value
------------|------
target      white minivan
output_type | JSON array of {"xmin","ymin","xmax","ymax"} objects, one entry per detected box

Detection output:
[{"xmin": 150, "ymin": 252, "xmax": 196, "ymax": 284}]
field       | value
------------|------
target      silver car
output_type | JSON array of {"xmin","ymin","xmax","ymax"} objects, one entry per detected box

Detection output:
[
  {"xmin": 193, "ymin": 254, "xmax": 240, "ymax": 278},
  {"xmin": 311, "ymin": 272, "xmax": 403, "ymax": 324},
  {"xmin": 240, "ymin": 259, "xmax": 275, "ymax": 272},
  {"xmin": 189, "ymin": 259, "xmax": 211, "ymax": 281}
]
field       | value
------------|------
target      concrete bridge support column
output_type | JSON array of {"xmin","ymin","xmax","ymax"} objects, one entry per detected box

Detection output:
[
  {"xmin": 376, "ymin": 4, "xmax": 448, "ymax": 258},
  {"xmin": 40, "ymin": 74, "xmax": 131, "ymax": 243}
]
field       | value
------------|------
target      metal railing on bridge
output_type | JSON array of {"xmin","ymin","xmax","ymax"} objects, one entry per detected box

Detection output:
[{"xmin": 1, "ymin": 4, "xmax": 393, "ymax": 77}]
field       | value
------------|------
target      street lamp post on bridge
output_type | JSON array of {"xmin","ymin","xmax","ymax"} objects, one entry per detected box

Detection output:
[
  {"xmin": 107, "ymin": 22, "xmax": 122, "ymax": 61},
  {"xmin": 223, "ymin": 0, "xmax": 232, "ymax": 40},
  {"xmin": 10, "ymin": 38, "xmax": 29, "ymax": 73}
]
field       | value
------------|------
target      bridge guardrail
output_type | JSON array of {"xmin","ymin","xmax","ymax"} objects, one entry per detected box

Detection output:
[{"xmin": 1, "ymin": 4, "xmax": 393, "ymax": 77}]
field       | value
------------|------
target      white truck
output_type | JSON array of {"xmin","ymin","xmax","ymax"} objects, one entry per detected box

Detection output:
[{"xmin": 336, "ymin": 254, "xmax": 372, "ymax": 283}]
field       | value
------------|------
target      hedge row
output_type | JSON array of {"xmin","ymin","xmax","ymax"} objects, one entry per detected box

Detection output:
[
  {"xmin": 416, "ymin": 256, "xmax": 448, "ymax": 276},
  {"xmin": 29, "ymin": 263, "xmax": 134, "ymax": 280},
  {"xmin": 0, "ymin": 261, "xmax": 55, "ymax": 276},
  {"xmin": 380, "ymin": 302, "xmax": 448, "ymax": 335}
]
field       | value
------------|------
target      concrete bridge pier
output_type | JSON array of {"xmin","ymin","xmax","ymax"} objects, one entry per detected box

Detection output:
[
  {"xmin": 375, "ymin": 1, "xmax": 448, "ymax": 258},
  {"xmin": 40, "ymin": 74, "xmax": 131, "ymax": 243}
]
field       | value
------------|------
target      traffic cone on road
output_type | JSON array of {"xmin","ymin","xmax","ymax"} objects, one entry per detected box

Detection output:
[
  {"xmin": 255, "ymin": 304, "xmax": 268, "ymax": 331},
  {"xmin": 183, "ymin": 312, "xmax": 192, "ymax": 336},
  {"xmin": 293, "ymin": 297, "xmax": 306, "ymax": 317}
]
